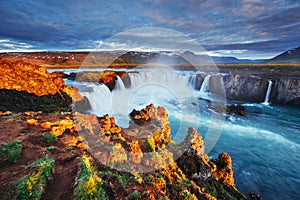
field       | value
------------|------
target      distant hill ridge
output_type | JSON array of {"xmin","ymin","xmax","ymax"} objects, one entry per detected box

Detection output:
[
  {"xmin": 269, "ymin": 47, "xmax": 300, "ymax": 63},
  {"xmin": 1, "ymin": 47, "xmax": 299, "ymax": 64}
]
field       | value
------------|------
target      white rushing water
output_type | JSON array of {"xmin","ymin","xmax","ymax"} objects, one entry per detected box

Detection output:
[
  {"xmin": 198, "ymin": 74, "xmax": 211, "ymax": 100},
  {"xmin": 188, "ymin": 74, "xmax": 197, "ymax": 89},
  {"xmin": 115, "ymin": 75, "xmax": 126, "ymax": 91},
  {"xmin": 263, "ymin": 80, "xmax": 273, "ymax": 105},
  {"xmin": 80, "ymin": 69, "xmax": 201, "ymax": 129}
]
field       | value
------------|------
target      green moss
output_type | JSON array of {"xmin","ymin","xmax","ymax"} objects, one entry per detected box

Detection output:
[
  {"xmin": 0, "ymin": 140, "xmax": 22, "ymax": 163},
  {"xmin": 42, "ymin": 134, "xmax": 58, "ymax": 143},
  {"xmin": 46, "ymin": 146, "xmax": 56, "ymax": 152},
  {"xmin": 145, "ymin": 137, "xmax": 155, "ymax": 152},
  {"xmin": 126, "ymin": 191, "xmax": 141, "ymax": 200}
]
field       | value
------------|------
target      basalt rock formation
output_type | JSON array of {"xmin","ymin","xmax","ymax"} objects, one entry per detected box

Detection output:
[
  {"xmin": 270, "ymin": 79, "xmax": 300, "ymax": 105},
  {"xmin": 212, "ymin": 104, "xmax": 246, "ymax": 116},
  {"xmin": 209, "ymin": 74, "xmax": 268, "ymax": 103},
  {"xmin": 71, "ymin": 104, "xmax": 250, "ymax": 199},
  {"xmin": 205, "ymin": 73, "xmax": 300, "ymax": 106},
  {"xmin": 0, "ymin": 58, "xmax": 90, "ymax": 113}
]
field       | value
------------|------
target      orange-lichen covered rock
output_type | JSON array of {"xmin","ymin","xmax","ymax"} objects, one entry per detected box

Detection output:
[
  {"xmin": 184, "ymin": 127, "xmax": 204, "ymax": 157},
  {"xmin": 145, "ymin": 150, "xmax": 174, "ymax": 170},
  {"xmin": 50, "ymin": 119, "xmax": 75, "ymax": 137},
  {"xmin": 0, "ymin": 58, "xmax": 90, "ymax": 113},
  {"xmin": 162, "ymin": 162, "xmax": 186, "ymax": 184},
  {"xmin": 109, "ymin": 143, "xmax": 128, "ymax": 164},
  {"xmin": 0, "ymin": 58, "xmax": 64, "ymax": 96},
  {"xmin": 73, "ymin": 112, "xmax": 100, "ymax": 135},
  {"xmin": 74, "ymin": 70, "xmax": 130, "ymax": 91},
  {"xmin": 26, "ymin": 103, "xmax": 245, "ymax": 200},
  {"xmin": 211, "ymin": 152, "xmax": 235, "ymax": 187},
  {"xmin": 26, "ymin": 119, "xmax": 39, "ymax": 126},
  {"xmin": 189, "ymin": 181, "xmax": 217, "ymax": 200},
  {"xmin": 128, "ymin": 140, "xmax": 143, "ymax": 164},
  {"xmin": 128, "ymin": 104, "xmax": 171, "ymax": 152}
]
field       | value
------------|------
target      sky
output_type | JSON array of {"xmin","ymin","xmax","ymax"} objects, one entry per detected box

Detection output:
[{"xmin": 0, "ymin": 0, "xmax": 299, "ymax": 59}]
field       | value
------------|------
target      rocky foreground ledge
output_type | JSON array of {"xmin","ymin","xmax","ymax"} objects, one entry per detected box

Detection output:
[{"xmin": 0, "ymin": 104, "xmax": 261, "ymax": 199}]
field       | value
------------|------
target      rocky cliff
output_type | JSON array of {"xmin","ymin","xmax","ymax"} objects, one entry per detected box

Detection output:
[
  {"xmin": 0, "ymin": 58, "xmax": 90, "ymax": 113},
  {"xmin": 209, "ymin": 74, "xmax": 268, "ymax": 103},
  {"xmin": 204, "ymin": 74, "xmax": 300, "ymax": 105},
  {"xmin": 270, "ymin": 79, "xmax": 300, "ymax": 105}
]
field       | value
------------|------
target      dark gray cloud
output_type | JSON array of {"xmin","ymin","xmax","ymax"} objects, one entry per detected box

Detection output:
[{"xmin": 0, "ymin": 0, "xmax": 299, "ymax": 58}]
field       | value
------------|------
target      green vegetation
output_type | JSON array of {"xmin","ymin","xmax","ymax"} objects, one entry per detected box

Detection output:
[
  {"xmin": 0, "ymin": 140, "xmax": 22, "ymax": 163},
  {"xmin": 179, "ymin": 190, "xmax": 198, "ymax": 200},
  {"xmin": 100, "ymin": 169, "xmax": 131, "ymax": 187},
  {"xmin": 42, "ymin": 133, "xmax": 58, "ymax": 143},
  {"xmin": 126, "ymin": 191, "xmax": 141, "ymax": 200},
  {"xmin": 64, "ymin": 147, "xmax": 73, "ymax": 151},
  {"xmin": 46, "ymin": 146, "xmax": 56, "ymax": 152},
  {"xmin": 74, "ymin": 155, "xmax": 109, "ymax": 200},
  {"xmin": 16, "ymin": 156, "xmax": 55, "ymax": 200},
  {"xmin": 117, "ymin": 173, "xmax": 129, "ymax": 187},
  {"xmin": 145, "ymin": 137, "xmax": 155, "ymax": 152}
]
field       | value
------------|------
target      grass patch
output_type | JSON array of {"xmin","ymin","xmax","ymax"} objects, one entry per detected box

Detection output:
[
  {"xmin": 46, "ymin": 146, "xmax": 56, "ymax": 152},
  {"xmin": 74, "ymin": 155, "xmax": 109, "ymax": 200},
  {"xmin": 16, "ymin": 156, "xmax": 55, "ymax": 200},
  {"xmin": 100, "ymin": 170, "xmax": 131, "ymax": 187},
  {"xmin": 42, "ymin": 134, "xmax": 58, "ymax": 143},
  {"xmin": 0, "ymin": 140, "xmax": 22, "ymax": 163},
  {"xmin": 126, "ymin": 191, "xmax": 141, "ymax": 200}
]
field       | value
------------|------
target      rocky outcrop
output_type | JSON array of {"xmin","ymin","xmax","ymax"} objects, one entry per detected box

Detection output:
[
  {"xmin": 212, "ymin": 104, "xmax": 246, "ymax": 116},
  {"xmin": 270, "ymin": 79, "xmax": 300, "ymax": 105},
  {"xmin": 71, "ymin": 104, "xmax": 251, "ymax": 199},
  {"xmin": 0, "ymin": 58, "xmax": 90, "ymax": 113},
  {"xmin": 65, "ymin": 71, "xmax": 131, "ymax": 91},
  {"xmin": 209, "ymin": 74, "xmax": 268, "ymax": 102}
]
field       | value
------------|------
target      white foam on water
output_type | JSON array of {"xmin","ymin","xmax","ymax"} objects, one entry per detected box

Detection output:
[{"xmin": 216, "ymin": 120, "xmax": 300, "ymax": 149}]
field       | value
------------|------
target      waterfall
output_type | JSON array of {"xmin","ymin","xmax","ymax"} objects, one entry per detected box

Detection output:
[
  {"xmin": 188, "ymin": 74, "xmax": 197, "ymax": 89},
  {"xmin": 115, "ymin": 76, "xmax": 126, "ymax": 91},
  {"xmin": 82, "ymin": 83, "xmax": 112, "ymax": 116},
  {"xmin": 128, "ymin": 71, "xmax": 192, "ymax": 96},
  {"xmin": 78, "ymin": 70, "xmax": 198, "ymax": 124},
  {"xmin": 198, "ymin": 75, "xmax": 211, "ymax": 100},
  {"xmin": 200, "ymin": 75, "xmax": 211, "ymax": 93},
  {"xmin": 263, "ymin": 80, "xmax": 273, "ymax": 104}
]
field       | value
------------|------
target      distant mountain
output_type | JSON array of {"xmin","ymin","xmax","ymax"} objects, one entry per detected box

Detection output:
[
  {"xmin": 113, "ymin": 50, "xmax": 265, "ymax": 64},
  {"xmin": 269, "ymin": 47, "xmax": 300, "ymax": 63}
]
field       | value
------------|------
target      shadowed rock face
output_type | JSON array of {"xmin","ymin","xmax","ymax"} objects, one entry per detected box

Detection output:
[
  {"xmin": 209, "ymin": 74, "xmax": 268, "ymax": 102},
  {"xmin": 199, "ymin": 73, "xmax": 300, "ymax": 106},
  {"xmin": 0, "ymin": 89, "xmax": 72, "ymax": 113},
  {"xmin": 270, "ymin": 79, "xmax": 300, "ymax": 105}
]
